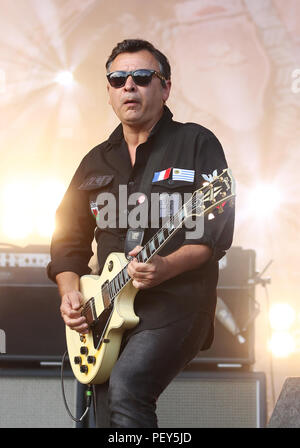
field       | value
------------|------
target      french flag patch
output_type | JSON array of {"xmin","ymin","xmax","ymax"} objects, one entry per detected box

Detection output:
[{"xmin": 152, "ymin": 167, "xmax": 172, "ymax": 182}]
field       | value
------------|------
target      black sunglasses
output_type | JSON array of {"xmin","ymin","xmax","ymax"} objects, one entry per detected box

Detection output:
[{"xmin": 106, "ymin": 69, "xmax": 166, "ymax": 88}]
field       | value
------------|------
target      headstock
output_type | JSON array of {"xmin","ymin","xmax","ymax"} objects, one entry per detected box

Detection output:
[{"xmin": 184, "ymin": 168, "xmax": 235, "ymax": 218}]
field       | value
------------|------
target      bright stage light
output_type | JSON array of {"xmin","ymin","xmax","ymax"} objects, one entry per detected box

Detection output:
[
  {"xmin": 35, "ymin": 179, "xmax": 65, "ymax": 237},
  {"xmin": 269, "ymin": 303, "xmax": 296, "ymax": 331},
  {"xmin": 247, "ymin": 183, "xmax": 282, "ymax": 218},
  {"xmin": 268, "ymin": 331, "xmax": 296, "ymax": 358},
  {"xmin": 1, "ymin": 181, "xmax": 34, "ymax": 239},
  {"xmin": 54, "ymin": 70, "xmax": 74, "ymax": 87},
  {"xmin": 1, "ymin": 178, "xmax": 66, "ymax": 239}
]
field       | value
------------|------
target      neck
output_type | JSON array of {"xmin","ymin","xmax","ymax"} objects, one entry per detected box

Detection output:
[{"xmin": 122, "ymin": 109, "xmax": 164, "ymax": 148}]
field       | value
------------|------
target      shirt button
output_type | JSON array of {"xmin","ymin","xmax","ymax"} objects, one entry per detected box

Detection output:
[{"xmin": 168, "ymin": 179, "xmax": 174, "ymax": 185}]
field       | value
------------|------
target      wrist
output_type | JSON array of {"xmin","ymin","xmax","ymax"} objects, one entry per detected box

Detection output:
[{"xmin": 56, "ymin": 271, "xmax": 80, "ymax": 297}]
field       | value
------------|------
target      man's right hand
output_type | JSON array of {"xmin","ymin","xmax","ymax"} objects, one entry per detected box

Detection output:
[
  {"xmin": 56, "ymin": 271, "xmax": 88, "ymax": 334},
  {"xmin": 60, "ymin": 290, "xmax": 89, "ymax": 334}
]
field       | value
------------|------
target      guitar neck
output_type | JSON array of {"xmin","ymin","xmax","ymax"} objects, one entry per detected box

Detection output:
[{"xmin": 107, "ymin": 203, "xmax": 189, "ymax": 301}]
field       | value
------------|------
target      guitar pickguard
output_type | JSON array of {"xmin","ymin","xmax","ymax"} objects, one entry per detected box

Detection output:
[{"xmin": 90, "ymin": 304, "xmax": 113, "ymax": 349}]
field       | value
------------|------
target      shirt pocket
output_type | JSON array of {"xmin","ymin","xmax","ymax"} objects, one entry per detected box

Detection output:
[
  {"xmin": 78, "ymin": 174, "xmax": 114, "ymax": 191},
  {"xmin": 78, "ymin": 174, "xmax": 114, "ymax": 219},
  {"xmin": 151, "ymin": 179, "xmax": 196, "ymax": 221}
]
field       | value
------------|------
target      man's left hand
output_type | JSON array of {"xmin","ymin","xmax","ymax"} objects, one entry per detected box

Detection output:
[{"xmin": 127, "ymin": 245, "xmax": 169, "ymax": 289}]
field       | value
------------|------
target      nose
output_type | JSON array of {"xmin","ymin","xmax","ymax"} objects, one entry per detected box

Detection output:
[{"xmin": 124, "ymin": 75, "xmax": 137, "ymax": 91}]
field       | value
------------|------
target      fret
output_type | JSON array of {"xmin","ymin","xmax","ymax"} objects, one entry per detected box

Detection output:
[
  {"xmin": 136, "ymin": 250, "xmax": 145, "ymax": 263},
  {"xmin": 114, "ymin": 276, "xmax": 120, "ymax": 292},
  {"xmin": 145, "ymin": 245, "xmax": 151, "ymax": 259},
  {"xmin": 172, "ymin": 214, "xmax": 180, "ymax": 228},
  {"xmin": 111, "ymin": 279, "xmax": 116, "ymax": 296},
  {"xmin": 153, "ymin": 236, "xmax": 159, "ymax": 249},
  {"xmin": 166, "ymin": 220, "xmax": 175, "ymax": 232},
  {"xmin": 157, "ymin": 229, "xmax": 165, "ymax": 245},
  {"xmin": 177, "ymin": 208, "xmax": 186, "ymax": 222},
  {"xmin": 149, "ymin": 239, "xmax": 156, "ymax": 254},
  {"xmin": 163, "ymin": 226, "xmax": 169, "ymax": 236},
  {"xmin": 141, "ymin": 247, "xmax": 148, "ymax": 262},
  {"xmin": 123, "ymin": 267, "xmax": 130, "ymax": 282},
  {"xmin": 118, "ymin": 271, "xmax": 125, "ymax": 287},
  {"xmin": 108, "ymin": 282, "xmax": 113, "ymax": 298}
]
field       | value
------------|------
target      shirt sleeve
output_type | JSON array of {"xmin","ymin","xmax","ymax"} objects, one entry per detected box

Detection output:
[
  {"xmin": 47, "ymin": 158, "xmax": 96, "ymax": 282},
  {"xmin": 182, "ymin": 133, "xmax": 235, "ymax": 260}
]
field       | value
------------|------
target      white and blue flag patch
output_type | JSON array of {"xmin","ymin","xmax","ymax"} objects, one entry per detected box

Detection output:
[{"xmin": 172, "ymin": 168, "xmax": 195, "ymax": 182}]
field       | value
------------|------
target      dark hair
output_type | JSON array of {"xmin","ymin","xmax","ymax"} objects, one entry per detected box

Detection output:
[{"xmin": 105, "ymin": 39, "xmax": 171, "ymax": 80}]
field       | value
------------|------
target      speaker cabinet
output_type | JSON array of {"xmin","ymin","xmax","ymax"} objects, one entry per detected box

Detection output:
[
  {"xmin": 268, "ymin": 377, "xmax": 300, "ymax": 428},
  {"xmin": 0, "ymin": 285, "xmax": 66, "ymax": 362},
  {"xmin": 0, "ymin": 367, "xmax": 81, "ymax": 428},
  {"xmin": 157, "ymin": 370, "xmax": 267, "ymax": 428},
  {"xmin": 0, "ymin": 245, "xmax": 66, "ymax": 362},
  {"xmin": 193, "ymin": 247, "xmax": 256, "ymax": 366}
]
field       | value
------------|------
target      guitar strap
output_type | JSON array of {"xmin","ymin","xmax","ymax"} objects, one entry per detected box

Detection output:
[{"xmin": 124, "ymin": 121, "xmax": 180, "ymax": 258}]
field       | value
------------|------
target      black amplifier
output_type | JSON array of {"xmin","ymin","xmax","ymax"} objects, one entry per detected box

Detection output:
[
  {"xmin": 0, "ymin": 244, "xmax": 65, "ymax": 363},
  {"xmin": 193, "ymin": 246, "xmax": 258, "ymax": 367}
]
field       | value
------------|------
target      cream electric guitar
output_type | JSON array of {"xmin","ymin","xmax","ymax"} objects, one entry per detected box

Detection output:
[{"xmin": 66, "ymin": 168, "xmax": 235, "ymax": 384}]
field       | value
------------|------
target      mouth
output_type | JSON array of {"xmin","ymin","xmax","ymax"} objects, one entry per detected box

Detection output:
[{"xmin": 123, "ymin": 98, "xmax": 140, "ymax": 106}]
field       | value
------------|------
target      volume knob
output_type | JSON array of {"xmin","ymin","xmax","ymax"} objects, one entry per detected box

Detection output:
[
  {"xmin": 87, "ymin": 356, "xmax": 96, "ymax": 365},
  {"xmin": 80, "ymin": 365, "xmax": 88, "ymax": 374},
  {"xmin": 80, "ymin": 346, "xmax": 89, "ymax": 355}
]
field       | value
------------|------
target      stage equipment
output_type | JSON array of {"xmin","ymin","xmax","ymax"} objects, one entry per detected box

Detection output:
[
  {"xmin": 0, "ymin": 244, "xmax": 65, "ymax": 362},
  {"xmin": 0, "ymin": 366, "xmax": 87, "ymax": 428},
  {"xmin": 156, "ymin": 370, "xmax": 267, "ymax": 428},
  {"xmin": 268, "ymin": 377, "xmax": 300, "ymax": 428},
  {"xmin": 193, "ymin": 246, "xmax": 259, "ymax": 367}
]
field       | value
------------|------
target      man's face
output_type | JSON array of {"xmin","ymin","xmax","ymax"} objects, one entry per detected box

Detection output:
[{"xmin": 107, "ymin": 50, "xmax": 171, "ymax": 129}]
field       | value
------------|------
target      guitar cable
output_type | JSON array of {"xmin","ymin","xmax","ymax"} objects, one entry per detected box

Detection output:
[{"xmin": 60, "ymin": 350, "xmax": 92, "ymax": 423}]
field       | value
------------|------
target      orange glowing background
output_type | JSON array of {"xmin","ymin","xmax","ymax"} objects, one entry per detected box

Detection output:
[{"xmin": 0, "ymin": 0, "xmax": 299, "ymax": 420}]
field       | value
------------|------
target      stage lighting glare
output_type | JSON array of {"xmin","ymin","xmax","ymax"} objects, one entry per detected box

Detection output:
[
  {"xmin": 35, "ymin": 180, "xmax": 65, "ymax": 237},
  {"xmin": 36, "ymin": 216, "xmax": 56, "ymax": 238},
  {"xmin": 248, "ymin": 183, "xmax": 282, "ymax": 217},
  {"xmin": 1, "ymin": 178, "xmax": 66, "ymax": 239},
  {"xmin": 268, "ymin": 331, "xmax": 296, "ymax": 358},
  {"xmin": 2, "ymin": 215, "xmax": 33, "ymax": 239},
  {"xmin": 269, "ymin": 303, "xmax": 296, "ymax": 331},
  {"xmin": 55, "ymin": 70, "xmax": 74, "ymax": 87}
]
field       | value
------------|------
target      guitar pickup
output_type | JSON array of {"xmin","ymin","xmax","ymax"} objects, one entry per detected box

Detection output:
[
  {"xmin": 101, "ymin": 281, "xmax": 111, "ymax": 308},
  {"xmin": 81, "ymin": 297, "xmax": 97, "ymax": 326}
]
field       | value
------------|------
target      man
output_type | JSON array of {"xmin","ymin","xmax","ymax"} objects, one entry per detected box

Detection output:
[{"xmin": 47, "ymin": 39, "xmax": 234, "ymax": 428}]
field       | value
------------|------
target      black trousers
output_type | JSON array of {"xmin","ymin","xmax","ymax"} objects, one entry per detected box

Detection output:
[{"xmin": 92, "ymin": 312, "xmax": 212, "ymax": 428}]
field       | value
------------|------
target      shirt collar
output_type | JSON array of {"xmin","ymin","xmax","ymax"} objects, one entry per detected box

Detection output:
[{"xmin": 105, "ymin": 105, "xmax": 173, "ymax": 150}]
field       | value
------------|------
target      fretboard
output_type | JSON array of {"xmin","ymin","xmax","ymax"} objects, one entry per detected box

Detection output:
[{"xmin": 107, "ymin": 204, "xmax": 188, "ymax": 302}]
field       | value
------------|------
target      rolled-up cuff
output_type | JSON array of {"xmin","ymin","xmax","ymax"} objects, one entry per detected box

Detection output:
[{"xmin": 47, "ymin": 259, "xmax": 92, "ymax": 283}]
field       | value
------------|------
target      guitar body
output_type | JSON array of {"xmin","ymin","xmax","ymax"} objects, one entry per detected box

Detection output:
[{"xmin": 66, "ymin": 252, "xmax": 139, "ymax": 384}]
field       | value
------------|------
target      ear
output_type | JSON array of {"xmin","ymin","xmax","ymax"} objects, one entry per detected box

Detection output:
[
  {"xmin": 107, "ymin": 83, "xmax": 112, "ymax": 106},
  {"xmin": 162, "ymin": 80, "xmax": 171, "ymax": 103}
]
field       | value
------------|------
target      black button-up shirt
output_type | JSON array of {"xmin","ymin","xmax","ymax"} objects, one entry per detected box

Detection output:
[{"xmin": 47, "ymin": 107, "xmax": 235, "ymax": 332}]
